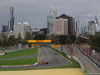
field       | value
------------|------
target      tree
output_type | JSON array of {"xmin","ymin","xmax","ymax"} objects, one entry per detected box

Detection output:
[
  {"xmin": 65, "ymin": 37, "xmax": 72, "ymax": 44},
  {"xmin": 17, "ymin": 33, "xmax": 22, "ymax": 43},
  {"xmin": 77, "ymin": 36, "xmax": 87, "ymax": 43},
  {"xmin": 0, "ymin": 38, "xmax": 2, "ymax": 47},
  {"xmin": 21, "ymin": 40, "xmax": 29, "ymax": 45},
  {"xmin": 51, "ymin": 36, "xmax": 60, "ymax": 44},
  {"xmin": 74, "ymin": 40, "xmax": 80, "ymax": 45},
  {"xmin": 8, "ymin": 36, "xmax": 16, "ymax": 46},
  {"xmin": 25, "ymin": 31, "xmax": 34, "ymax": 40},
  {"xmin": 1, "ymin": 35, "xmax": 9, "ymax": 47},
  {"xmin": 46, "ymin": 35, "xmax": 51, "ymax": 40},
  {"xmin": 17, "ymin": 33, "xmax": 22, "ymax": 40},
  {"xmin": 87, "ymin": 39, "xmax": 91, "ymax": 45},
  {"xmin": 34, "ymin": 34, "xmax": 46, "ymax": 40},
  {"xmin": 69, "ymin": 35, "xmax": 76, "ymax": 43},
  {"xmin": 2, "ymin": 38, "xmax": 8, "ymax": 47},
  {"xmin": 57, "ymin": 35, "xmax": 68, "ymax": 44},
  {"xmin": 90, "ymin": 35, "xmax": 100, "ymax": 52}
]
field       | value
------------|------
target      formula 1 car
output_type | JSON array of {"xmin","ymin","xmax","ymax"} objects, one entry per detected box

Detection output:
[
  {"xmin": 55, "ymin": 53, "xmax": 58, "ymax": 55},
  {"xmin": 39, "ymin": 60, "xmax": 48, "ymax": 64}
]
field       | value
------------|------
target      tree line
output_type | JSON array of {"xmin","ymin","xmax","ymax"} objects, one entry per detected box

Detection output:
[
  {"xmin": 90, "ymin": 35, "xmax": 100, "ymax": 52},
  {"xmin": 0, "ymin": 31, "xmax": 100, "ymax": 52}
]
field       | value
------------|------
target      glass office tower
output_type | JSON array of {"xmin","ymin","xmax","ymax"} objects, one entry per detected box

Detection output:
[
  {"xmin": 47, "ymin": 7, "xmax": 57, "ymax": 35},
  {"xmin": 8, "ymin": 6, "xmax": 14, "ymax": 31}
]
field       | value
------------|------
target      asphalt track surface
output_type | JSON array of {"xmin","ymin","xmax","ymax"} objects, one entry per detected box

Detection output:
[{"xmin": 0, "ymin": 47, "xmax": 70, "ymax": 69}]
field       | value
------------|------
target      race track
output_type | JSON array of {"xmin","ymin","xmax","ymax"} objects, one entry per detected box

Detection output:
[
  {"xmin": 38, "ymin": 47, "xmax": 70, "ymax": 68},
  {"xmin": 0, "ymin": 47, "xmax": 70, "ymax": 69}
]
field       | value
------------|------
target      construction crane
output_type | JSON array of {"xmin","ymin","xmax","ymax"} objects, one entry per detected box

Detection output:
[{"xmin": 85, "ymin": 13, "xmax": 89, "ymax": 25}]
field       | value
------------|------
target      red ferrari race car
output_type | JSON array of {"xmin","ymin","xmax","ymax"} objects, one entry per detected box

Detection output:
[{"xmin": 39, "ymin": 60, "xmax": 48, "ymax": 65}]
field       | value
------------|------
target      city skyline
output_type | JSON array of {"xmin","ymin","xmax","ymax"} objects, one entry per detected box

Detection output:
[{"xmin": 0, "ymin": 0, "xmax": 100, "ymax": 31}]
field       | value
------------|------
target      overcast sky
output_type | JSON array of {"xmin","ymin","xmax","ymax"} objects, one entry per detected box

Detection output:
[{"xmin": 0, "ymin": 0, "xmax": 100, "ymax": 31}]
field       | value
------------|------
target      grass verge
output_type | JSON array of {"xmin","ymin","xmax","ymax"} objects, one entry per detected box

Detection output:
[
  {"xmin": 0, "ymin": 57, "xmax": 37, "ymax": 66},
  {"xmin": 50, "ymin": 47, "xmax": 80, "ymax": 68},
  {"xmin": 84, "ymin": 68, "xmax": 90, "ymax": 75},
  {"xmin": 0, "ymin": 47, "xmax": 38, "ymax": 59},
  {"xmin": 0, "ymin": 47, "xmax": 38, "ymax": 66}
]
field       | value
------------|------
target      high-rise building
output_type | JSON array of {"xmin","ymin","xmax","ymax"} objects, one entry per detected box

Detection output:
[
  {"xmin": 8, "ymin": 6, "xmax": 14, "ymax": 31},
  {"xmin": 88, "ymin": 21, "xmax": 97, "ymax": 35},
  {"xmin": 40, "ymin": 28, "xmax": 47, "ymax": 35},
  {"xmin": 47, "ymin": 7, "xmax": 57, "ymax": 35},
  {"xmin": 30, "ymin": 28, "xmax": 39, "ymax": 35},
  {"xmin": 57, "ymin": 14, "xmax": 75, "ymax": 35},
  {"xmin": 14, "ymin": 22, "xmax": 30, "ymax": 39},
  {"xmin": 2, "ymin": 25, "xmax": 8, "ymax": 32},
  {"xmin": 76, "ymin": 20, "xmax": 82, "ymax": 36},
  {"xmin": 87, "ymin": 16, "xmax": 99, "ymax": 35},
  {"xmin": 95, "ymin": 16, "xmax": 99, "ymax": 32},
  {"xmin": 84, "ymin": 26, "xmax": 88, "ymax": 34},
  {"xmin": 53, "ymin": 18, "xmax": 68, "ymax": 35}
]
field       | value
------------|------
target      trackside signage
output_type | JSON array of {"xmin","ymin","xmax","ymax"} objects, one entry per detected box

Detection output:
[
  {"xmin": 32, "ymin": 44, "xmax": 39, "ymax": 46},
  {"xmin": 27, "ymin": 40, "xmax": 51, "ymax": 43},
  {"xmin": 52, "ymin": 45, "xmax": 60, "ymax": 47}
]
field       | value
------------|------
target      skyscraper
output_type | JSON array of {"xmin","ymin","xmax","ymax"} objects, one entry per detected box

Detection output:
[
  {"xmin": 2, "ymin": 25, "xmax": 8, "ymax": 32},
  {"xmin": 88, "ymin": 17, "xmax": 99, "ymax": 35},
  {"xmin": 95, "ymin": 16, "xmax": 99, "ymax": 32},
  {"xmin": 57, "ymin": 14, "xmax": 75, "ymax": 35},
  {"xmin": 88, "ymin": 21, "xmax": 97, "ymax": 35},
  {"xmin": 8, "ymin": 6, "xmax": 14, "ymax": 31},
  {"xmin": 76, "ymin": 20, "xmax": 82, "ymax": 36},
  {"xmin": 47, "ymin": 7, "xmax": 57, "ymax": 35},
  {"xmin": 53, "ymin": 18, "xmax": 68, "ymax": 35},
  {"xmin": 14, "ymin": 22, "xmax": 30, "ymax": 39}
]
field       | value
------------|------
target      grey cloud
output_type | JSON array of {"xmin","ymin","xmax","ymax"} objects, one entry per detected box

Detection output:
[{"xmin": 0, "ymin": 0, "xmax": 100, "ymax": 31}]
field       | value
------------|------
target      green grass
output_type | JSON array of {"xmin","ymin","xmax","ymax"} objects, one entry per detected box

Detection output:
[
  {"xmin": 50, "ymin": 47, "xmax": 81, "ymax": 68},
  {"xmin": 0, "ymin": 47, "xmax": 38, "ymax": 59},
  {"xmin": 0, "ymin": 57, "xmax": 37, "ymax": 66},
  {"xmin": 0, "ymin": 47, "xmax": 38, "ymax": 66},
  {"xmin": 84, "ymin": 68, "xmax": 90, "ymax": 75}
]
